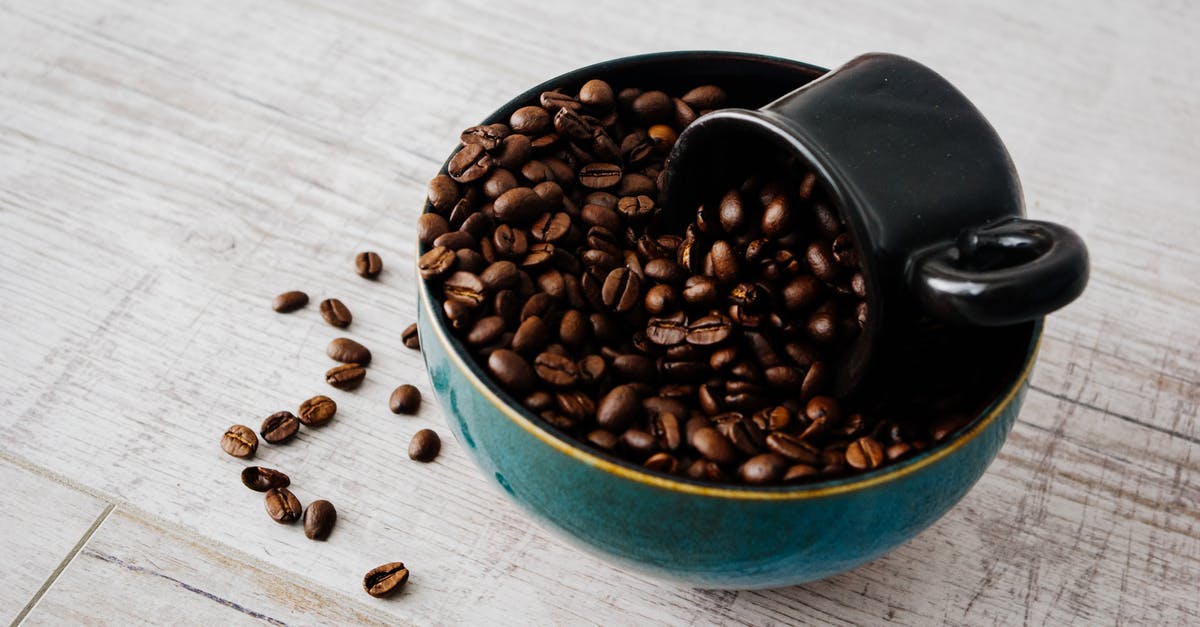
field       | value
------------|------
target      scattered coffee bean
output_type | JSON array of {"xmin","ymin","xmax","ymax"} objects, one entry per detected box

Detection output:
[
  {"xmin": 327, "ymin": 337, "xmax": 372, "ymax": 365},
  {"xmin": 264, "ymin": 487, "xmax": 302, "ymax": 524},
  {"xmin": 241, "ymin": 466, "xmax": 290, "ymax": 492},
  {"xmin": 355, "ymin": 251, "xmax": 383, "ymax": 279},
  {"xmin": 402, "ymin": 323, "xmax": 421, "ymax": 350},
  {"xmin": 221, "ymin": 425, "xmax": 258, "ymax": 458},
  {"xmin": 303, "ymin": 499, "xmax": 337, "ymax": 540},
  {"xmin": 260, "ymin": 411, "xmax": 300, "ymax": 444},
  {"xmin": 326, "ymin": 363, "xmax": 366, "ymax": 390},
  {"xmin": 272, "ymin": 291, "xmax": 309, "ymax": 313},
  {"xmin": 408, "ymin": 429, "xmax": 441, "ymax": 462},
  {"xmin": 390, "ymin": 385, "xmax": 422, "ymax": 414},
  {"xmin": 364, "ymin": 562, "xmax": 410, "ymax": 598},
  {"xmin": 319, "ymin": 298, "xmax": 352, "ymax": 328},
  {"xmin": 298, "ymin": 395, "xmax": 337, "ymax": 426}
]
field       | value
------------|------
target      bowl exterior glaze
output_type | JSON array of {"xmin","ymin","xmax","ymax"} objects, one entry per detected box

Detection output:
[{"xmin": 417, "ymin": 51, "xmax": 1041, "ymax": 588}]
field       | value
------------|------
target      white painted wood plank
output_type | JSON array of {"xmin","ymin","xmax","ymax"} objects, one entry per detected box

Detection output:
[
  {"xmin": 21, "ymin": 507, "xmax": 396, "ymax": 626},
  {"xmin": 0, "ymin": 0, "xmax": 1196, "ymax": 624},
  {"xmin": 0, "ymin": 457, "xmax": 109, "ymax": 624}
]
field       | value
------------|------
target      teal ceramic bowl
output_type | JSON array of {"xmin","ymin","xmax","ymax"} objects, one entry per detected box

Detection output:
[{"xmin": 418, "ymin": 52, "xmax": 1043, "ymax": 588}]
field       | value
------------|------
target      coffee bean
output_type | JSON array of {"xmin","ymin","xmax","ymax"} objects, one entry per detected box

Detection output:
[
  {"xmin": 389, "ymin": 385, "xmax": 421, "ymax": 414},
  {"xmin": 327, "ymin": 337, "xmax": 372, "ymax": 365},
  {"xmin": 782, "ymin": 464, "xmax": 819, "ymax": 482},
  {"xmin": 600, "ymin": 267, "xmax": 641, "ymax": 313},
  {"xmin": 260, "ymin": 411, "xmax": 300, "ymax": 444},
  {"xmin": 466, "ymin": 315, "xmax": 506, "ymax": 346},
  {"xmin": 579, "ymin": 79, "xmax": 615, "ymax": 109},
  {"xmin": 443, "ymin": 271, "xmax": 486, "ymax": 308},
  {"xmin": 241, "ymin": 466, "xmax": 289, "ymax": 492},
  {"xmin": 646, "ymin": 312, "xmax": 687, "ymax": 346},
  {"xmin": 631, "ymin": 91, "xmax": 672, "ymax": 124},
  {"xmin": 644, "ymin": 452, "xmax": 678, "ymax": 473},
  {"xmin": 647, "ymin": 124, "xmax": 676, "ymax": 152},
  {"xmin": 643, "ymin": 284, "xmax": 676, "ymax": 314},
  {"xmin": 298, "ymin": 395, "xmax": 337, "ymax": 427},
  {"xmin": 272, "ymin": 291, "xmax": 309, "ymax": 313},
  {"xmin": 531, "ymin": 212, "xmax": 571, "ymax": 243},
  {"xmin": 264, "ymin": 487, "xmax": 302, "ymax": 524},
  {"xmin": 681, "ymin": 85, "xmax": 727, "ymax": 109},
  {"xmin": 447, "ymin": 143, "xmax": 491, "ymax": 183},
  {"xmin": 419, "ymin": 246, "xmax": 457, "ymax": 280},
  {"xmin": 534, "ymin": 352, "xmax": 579, "ymax": 387},
  {"xmin": 427, "ymin": 174, "xmax": 460, "ymax": 212},
  {"xmin": 409, "ymin": 429, "xmax": 441, "ymax": 462},
  {"xmin": 402, "ymin": 323, "xmax": 420, "ymax": 350},
  {"xmin": 740, "ymin": 453, "xmax": 788, "ymax": 484},
  {"xmin": 558, "ymin": 309, "xmax": 589, "ymax": 348},
  {"xmin": 765, "ymin": 432, "xmax": 821, "ymax": 464},
  {"xmin": 597, "ymin": 384, "xmax": 640, "ymax": 430},
  {"xmin": 319, "ymin": 298, "xmax": 352, "ymax": 328},
  {"xmin": 650, "ymin": 412, "xmax": 683, "ymax": 451},
  {"xmin": 355, "ymin": 251, "xmax": 382, "ymax": 279},
  {"xmin": 364, "ymin": 562, "xmax": 410, "ymax": 598},
  {"xmin": 326, "ymin": 363, "xmax": 366, "ymax": 390},
  {"xmin": 418, "ymin": 213, "xmax": 451, "ymax": 247},
  {"xmin": 488, "ymin": 349, "xmax": 535, "ymax": 393},
  {"xmin": 492, "ymin": 134, "xmax": 531, "ymax": 170},
  {"xmin": 845, "ymin": 436, "xmax": 885, "ymax": 470},
  {"xmin": 540, "ymin": 90, "xmax": 579, "ymax": 111},
  {"xmin": 460, "ymin": 123, "xmax": 508, "ymax": 150},
  {"xmin": 579, "ymin": 163, "xmax": 623, "ymax": 189},
  {"xmin": 303, "ymin": 499, "xmax": 337, "ymax": 541},
  {"xmin": 511, "ymin": 105, "xmax": 550, "ymax": 134},
  {"xmin": 686, "ymin": 313, "xmax": 732, "ymax": 346},
  {"xmin": 221, "ymin": 425, "xmax": 257, "ymax": 458},
  {"xmin": 710, "ymin": 240, "xmax": 738, "ymax": 284},
  {"xmin": 690, "ymin": 427, "xmax": 737, "ymax": 465},
  {"xmin": 494, "ymin": 187, "xmax": 543, "ymax": 223},
  {"xmin": 718, "ymin": 190, "xmax": 745, "ymax": 233}
]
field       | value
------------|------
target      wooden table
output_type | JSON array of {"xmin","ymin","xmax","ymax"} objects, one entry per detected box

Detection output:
[{"xmin": 2, "ymin": 1, "xmax": 1196, "ymax": 624}]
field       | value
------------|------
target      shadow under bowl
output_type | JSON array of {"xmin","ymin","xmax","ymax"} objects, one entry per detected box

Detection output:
[{"xmin": 417, "ymin": 51, "xmax": 1042, "ymax": 589}]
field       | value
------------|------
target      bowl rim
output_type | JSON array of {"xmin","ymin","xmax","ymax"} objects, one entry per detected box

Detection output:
[{"xmin": 418, "ymin": 50, "xmax": 1043, "ymax": 500}]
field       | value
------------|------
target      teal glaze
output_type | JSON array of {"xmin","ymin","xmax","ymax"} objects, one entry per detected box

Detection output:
[
  {"xmin": 419, "ymin": 285, "xmax": 1040, "ymax": 588},
  {"xmin": 417, "ymin": 52, "xmax": 1046, "ymax": 588}
]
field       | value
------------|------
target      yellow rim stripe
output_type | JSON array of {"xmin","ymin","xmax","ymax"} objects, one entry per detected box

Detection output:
[{"xmin": 422, "ymin": 289, "xmax": 1040, "ymax": 500}]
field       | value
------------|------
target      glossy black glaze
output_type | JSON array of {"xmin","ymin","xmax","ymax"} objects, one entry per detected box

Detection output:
[{"xmin": 662, "ymin": 53, "xmax": 1089, "ymax": 396}]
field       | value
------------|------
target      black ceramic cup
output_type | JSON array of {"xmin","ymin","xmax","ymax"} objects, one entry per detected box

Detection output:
[{"xmin": 662, "ymin": 53, "xmax": 1089, "ymax": 395}]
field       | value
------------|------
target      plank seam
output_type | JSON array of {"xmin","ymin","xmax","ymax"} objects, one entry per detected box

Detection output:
[{"xmin": 10, "ymin": 503, "xmax": 116, "ymax": 627}]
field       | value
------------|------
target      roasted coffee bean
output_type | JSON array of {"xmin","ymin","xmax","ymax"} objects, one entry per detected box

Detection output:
[
  {"xmin": 364, "ymin": 562, "xmax": 410, "ymax": 598},
  {"xmin": 408, "ymin": 429, "xmax": 441, "ymax": 462},
  {"xmin": 782, "ymin": 464, "xmax": 819, "ymax": 482},
  {"xmin": 319, "ymin": 298, "xmax": 352, "ymax": 328},
  {"xmin": 492, "ymin": 134, "xmax": 532, "ymax": 170},
  {"xmin": 845, "ymin": 436, "xmax": 885, "ymax": 470},
  {"xmin": 646, "ymin": 312, "xmax": 687, "ymax": 346},
  {"xmin": 643, "ymin": 284, "xmax": 676, "ymax": 314},
  {"xmin": 647, "ymin": 124, "xmax": 677, "ymax": 152},
  {"xmin": 460, "ymin": 123, "xmax": 508, "ymax": 150},
  {"xmin": 355, "ymin": 251, "xmax": 383, "ymax": 279},
  {"xmin": 241, "ymin": 466, "xmax": 289, "ymax": 492},
  {"xmin": 419, "ymin": 246, "xmax": 457, "ymax": 279},
  {"xmin": 272, "ymin": 291, "xmax": 309, "ymax": 313},
  {"xmin": 427, "ymin": 174, "xmax": 460, "ymax": 212},
  {"xmin": 740, "ymin": 453, "xmax": 788, "ymax": 484},
  {"xmin": 298, "ymin": 395, "xmax": 337, "ymax": 426},
  {"xmin": 681, "ymin": 85, "xmax": 727, "ymax": 109},
  {"xmin": 540, "ymin": 90, "xmax": 579, "ymax": 111},
  {"xmin": 327, "ymin": 337, "xmax": 372, "ymax": 365},
  {"xmin": 682, "ymin": 275, "xmax": 719, "ymax": 307},
  {"xmin": 534, "ymin": 351, "xmax": 579, "ymax": 387},
  {"xmin": 260, "ymin": 411, "xmax": 300, "ymax": 444},
  {"xmin": 579, "ymin": 162, "xmax": 623, "ymax": 189},
  {"xmin": 488, "ymin": 349, "xmax": 536, "ymax": 393},
  {"xmin": 264, "ymin": 487, "xmax": 302, "ymax": 524},
  {"xmin": 402, "ymin": 323, "xmax": 420, "ymax": 350},
  {"xmin": 418, "ymin": 213, "xmax": 451, "ymax": 247},
  {"xmin": 644, "ymin": 258, "xmax": 686, "ymax": 284},
  {"xmin": 690, "ymin": 427, "xmax": 737, "ymax": 465},
  {"xmin": 494, "ymin": 187, "xmax": 543, "ymax": 224},
  {"xmin": 579, "ymin": 79, "xmax": 615, "ymax": 109},
  {"xmin": 764, "ymin": 365, "xmax": 803, "ymax": 388},
  {"xmin": 813, "ymin": 202, "xmax": 842, "ymax": 238},
  {"xmin": 447, "ymin": 143, "xmax": 491, "ymax": 183},
  {"xmin": 761, "ymin": 195, "xmax": 791, "ymax": 238},
  {"xmin": 466, "ymin": 315, "xmax": 505, "ymax": 346},
  {"xmin": 389, "ymin": 384, "xmax": 422, "ymax": 414},
  {"xmin": 531, "ymin": 212, "xmax": 571, "ymax": 242},
  {"xmin": 597, "ymin": 384, "xmax": 640, "ymax": 430},
  {"xmin": 718, "ymin": 190, "xmax": 745, "ymax": 234},
  {"xmin": 587, "ymin": 429, "xmax": 619, "ymax": 450},
  {"xmin": 303, "ymin": 499, "xmax": 337, "ymax": 541},
  {"xmin": 644, "ymin": 452, "xmax": 678, "ymax": 473},
  {"xmin": 650, "ymin": 412, "xmax": 683, "ymax": 451},
  {"xmin": 443, "ymin": 271, "xmax": 487, "ymax": 308},
  {"xmin": 558, "ymin": 309, "xmax": 589, "ymax": 347},
  {"xmin": 710, "ymin": 240, "xmax": 738, "ymax": 284},
  {"xmin": 765, "ymin": 432, "xmax": 821, "ymax": 464},
  {"xmin": 631, "ymin": 90, "xmax": 672, "ymax": 124},
  {"xmin": 783, "ymin": 275, "xmax": 822, "ymax": 311},
  {"xmin": 554, "ymin": 107, "xmax": 592, "ymax": 141},
  {"xmin": 326, "ymin": 363, "xmax": 366, "ymax": 390},
  {"xmin": 221, "ymin": 425, "xmax": 257, "ymax": 458},
  {"xmin": 434, "ymin": 230, "xmax": 476, "ymax": 251},
  {"xmin": 479, "ymin": 260, "xmax": 519, "ymax": 292},
  {"xmin": 511, "ymin": 105, "xmax": 550, "ymax": 134},
  {"xmin": 807, "ymin": 311, "xmax": 837, "ymax": 344},
  {"xmin": 600, "ymin": 267, "xmax": 641, "ymax": 313},
  {"xmin": 556, "ymin": 390, "xmax": 595, "ymax": 421},
  {"xmin": 800, "ymin": 361, "xmax": 829, "ymax": 399},
  {"xmin": 617, "ymin": 195, "xmax": 655, "ymax": 222},
  {"xmin": 686, "ymin": 313, "xmax": 732, "ymax": 346},
  {"xmin": 612, "ymin": 354, "xmax": 657, "ymax": 381}
]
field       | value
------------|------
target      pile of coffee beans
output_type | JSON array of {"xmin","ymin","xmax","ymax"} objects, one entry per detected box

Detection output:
[
  {"xmin": 419, "ymin": 78, "xmax": 990, "ymax": 486},
  {"xmin": 221, "ymin": 252, "xmax": 431, "ymax": 598}
]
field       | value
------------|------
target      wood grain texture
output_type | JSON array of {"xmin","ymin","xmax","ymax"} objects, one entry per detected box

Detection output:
[
  {"xmin": 0, "ymin": 0, "xmax": 1196, "ymax": 624},
  {"xmin": 0, "ymin": 457, "xmax": 110, "ymax": 624}
]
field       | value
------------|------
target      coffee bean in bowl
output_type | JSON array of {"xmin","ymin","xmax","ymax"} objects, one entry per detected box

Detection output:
[{"xmin": 414, "ymin": 51, "xmax": 1044, "ymax": 588}]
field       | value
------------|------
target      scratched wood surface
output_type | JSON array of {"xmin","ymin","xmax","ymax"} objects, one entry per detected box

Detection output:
[{"xmin": 0, "ymin": 0, "xmax": 1196, "ymax": 624}]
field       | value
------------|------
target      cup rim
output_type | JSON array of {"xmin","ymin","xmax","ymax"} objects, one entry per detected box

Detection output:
[{"xmin": 417, "ymin": 50, "xmax": 1043, "ymax": 500}]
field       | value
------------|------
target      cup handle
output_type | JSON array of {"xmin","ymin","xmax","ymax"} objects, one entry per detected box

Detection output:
[{"xmin": 906, "ymin": 217, "xmax": 1089, "ymax": 326}]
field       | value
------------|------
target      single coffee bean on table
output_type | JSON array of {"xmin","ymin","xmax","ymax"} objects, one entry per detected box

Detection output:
[
  {"xmin": 241, "ymin": 466, "xmax": 290, "ymax": 492},
  {"xmin": 327, "ymin": 337, "xmax": 372, "ymax": 365},
  {"xmin": 272, "ymin": 290, "xmax": 309, "ymax": 313},
  {"xmin": 303, "ymin": 499, "xmax": 337, "ymax": 541},
  {"xmin": 390, "ymin": 385, "xmax": 422, "ymax": 415},
  {"xmin": 221, "ymin": 425, "xmax": 258, "ymax": 458},
  {"xmin": 364, "ymin": 562, "xmax": 410, "ymax": 598},
  {"xmin": 319, "ymin": 298, "xmax": 353, "ymax": 328},
  {"xmin": 408, "ymin": 429, "xmax": 441, "ymax": 462},
  {"xmin": 402, "ymin": 323, "xmax": 420, "ymax": 350},
  {"xmin": 420, "ymin": 76, "xmax": 997, "ymax": 485},
  {"xmin": 326, "ymin": 363, "xmax": 366, "ymax": 390},
  {"xmin": 355, "ymin": 251, "xmax": 383, "ymax": 279},
  {"xmin": 298, "ymin": 395, "xmax": 337, "ymax": 426},
  {"xmin": 264, "ymin": 487, "xmax": 302, "ymax": 524},
  {"xmin": 260, "ymin": 411, "xmax": 300, "ymax": 444}
]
